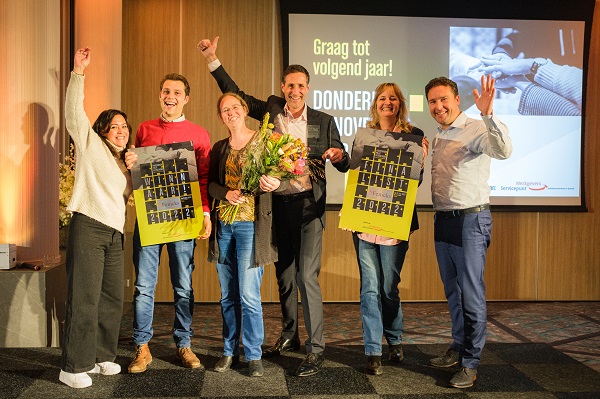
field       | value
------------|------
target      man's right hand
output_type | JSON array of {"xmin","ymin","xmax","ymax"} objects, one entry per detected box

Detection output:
[{"xmin": 197, "ymin": 36, "xmax": 219, "ymax": 62}]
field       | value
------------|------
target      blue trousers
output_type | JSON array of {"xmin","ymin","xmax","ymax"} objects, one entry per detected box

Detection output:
[
  {"xmin": 353, "ymin": 233, "xmax": 408, "ymax": 356},
  {"xmin": 216, "ymin": 220, "xmax": 264, "ymax": 361},
  {"xmin": 434, "ymin": 210, "xmax": 492, "ymax": 369},
  {"xmin": 132, "ymin": 223, "xmax": 196, "ymax": 348}
]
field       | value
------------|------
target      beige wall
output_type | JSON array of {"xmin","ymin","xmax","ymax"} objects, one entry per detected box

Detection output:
[{"xmin": 119, "ymin": 0, "xmax": 600, "ymax": 302}]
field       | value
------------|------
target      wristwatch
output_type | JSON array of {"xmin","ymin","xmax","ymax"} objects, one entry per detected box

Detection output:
[{"xmin": 530, "ymin": 58, "xmax": 548, "ymax": 75}]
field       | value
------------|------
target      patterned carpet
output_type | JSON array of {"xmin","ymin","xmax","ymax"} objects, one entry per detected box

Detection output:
[{"xmin": 1, "ymin": 301, "xmax": 599, "ymax": 398}]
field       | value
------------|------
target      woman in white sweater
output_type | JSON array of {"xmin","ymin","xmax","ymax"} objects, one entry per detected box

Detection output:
[{"xmin": 59, "ymin": 47, "xmax": 133, "ymax": 389}]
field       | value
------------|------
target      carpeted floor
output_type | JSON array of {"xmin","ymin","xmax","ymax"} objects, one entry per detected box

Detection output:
[{"xmin": 1, "ymin": 301, "xmax": 600, "ymax": 398}]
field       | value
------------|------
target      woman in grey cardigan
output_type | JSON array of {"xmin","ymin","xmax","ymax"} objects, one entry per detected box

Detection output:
[{"xmin": 208, "ymin": 93, "xmax": 278, "ymax": 377}]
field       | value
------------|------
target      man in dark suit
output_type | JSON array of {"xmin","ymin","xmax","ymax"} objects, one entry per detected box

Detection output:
[{"xmin": 198, "ymin": 36, "xmax": 349, "ymax": 377}]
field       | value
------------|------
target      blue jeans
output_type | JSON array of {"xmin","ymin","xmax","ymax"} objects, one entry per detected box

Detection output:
[
  {"xmin": 434, "ymin": 211, "xmax": 492, "ymax": 369},
  {"xmin": 354, "ymin": 234, "xmax": 408, "ymax": 356},
  {"xmin": 216, "ymin": 220, "xmax": 264, "ymax": 361},
  {"xmin": 132, "ymin": 223, "xmax": 196, "ymax": 348}
]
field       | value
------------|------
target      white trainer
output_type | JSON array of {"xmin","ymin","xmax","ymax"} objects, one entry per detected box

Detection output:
[
  {"xmin": 89, "ymin": 361, "xmax": 121, "ymax": 375},
  {"xmin": 59, "ymin": 369, "xmax": 92, "ymax": 388}
]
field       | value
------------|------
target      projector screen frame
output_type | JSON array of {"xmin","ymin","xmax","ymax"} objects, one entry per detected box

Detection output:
[{"xmin": 279, "ymin": 0, "xmax": 594, "ymax": 212}]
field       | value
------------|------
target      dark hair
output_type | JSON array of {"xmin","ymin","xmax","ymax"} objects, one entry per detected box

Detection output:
[
  {"xmin": 425, "ymin": 76, "xmax": 459, "ymax": 99},
  {"xmin": 160, "ymin": 73, "xmax": 191, "ymax": 96},
  {"xmin": 367, "ymin": 82, "xmax": 413, "ymax": 133},
  {"xmin": 216, "ymin": 92, "xmax": 249, "ymax": 117},
  {"xmin": 281, "ymin": 64, "xmax": 310, "ymax": 84},
  {"xmin": 92, "ymin": 109, "xmax": 132, "ymax": 158}
]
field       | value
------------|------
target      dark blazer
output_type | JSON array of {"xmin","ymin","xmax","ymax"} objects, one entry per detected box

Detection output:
[
  {"xmin": 207, "ymin": 138, "xmax": 278, "ymax": 266},
  {"xmin": 210, "ymin": 65, "xmax": 350, "ymax": 227}
]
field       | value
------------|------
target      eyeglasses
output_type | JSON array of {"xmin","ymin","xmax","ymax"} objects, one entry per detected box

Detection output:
[{"xmin": 220, "ymin": 104, "xmax": 243, "ymax": 114}]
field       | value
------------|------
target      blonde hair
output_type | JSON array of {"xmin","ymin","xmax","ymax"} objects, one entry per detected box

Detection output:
[{"xmin": 366, "ymin": 83, "xmax": 413, "ymax": 133}]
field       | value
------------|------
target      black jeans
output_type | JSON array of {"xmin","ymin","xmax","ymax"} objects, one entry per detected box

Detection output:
[{"xmin": 61, "ymin": 213, "xmax": 124, "ymax": 373}]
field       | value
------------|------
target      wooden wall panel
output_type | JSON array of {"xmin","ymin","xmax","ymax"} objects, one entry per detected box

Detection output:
[
  {"xmin": 537, "ymin": 2, "xmax": 600, "ymax": 301},
  {"xmin": 122, "ymin": 0, "xmax": 181, "ymax": 132},
  {"xmin": 121, "ymin": 0, "xmax": 600, "ymax": 303},
  {"xmin": 485, "ymin": 213, "xmax": 538, "ymax": 300}
]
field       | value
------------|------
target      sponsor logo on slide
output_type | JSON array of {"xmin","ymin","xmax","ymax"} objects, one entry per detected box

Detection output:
[{"xmin": 516, "ymin": 181, "xmax": 548, "ymax": 191}]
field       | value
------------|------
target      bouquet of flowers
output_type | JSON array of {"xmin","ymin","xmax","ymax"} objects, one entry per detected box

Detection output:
[{"xmin": 218, "ymin": 112, "xmax": 309, "ymax": 223}]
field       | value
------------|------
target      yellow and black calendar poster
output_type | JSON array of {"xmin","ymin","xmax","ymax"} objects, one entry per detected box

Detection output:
[
  {"xmin": 339, "ymin": 128, "xmax": 423, "ymax": 241},
  {"xmin": 130, "ymin": 141, "xmax": 203, "ymax": 246}
]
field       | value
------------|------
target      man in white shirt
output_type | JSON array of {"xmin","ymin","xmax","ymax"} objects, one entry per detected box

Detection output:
[{"xmin": 426, "ymin": 75, "xmax": 512, "ymax": 388}]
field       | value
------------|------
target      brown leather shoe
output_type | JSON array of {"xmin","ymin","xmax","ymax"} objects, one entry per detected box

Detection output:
[
  {"xmin": 389, "ymin": 344, "xmax": 404, "ymax": 362},
  {"xmin": 365, "ymin": 355, "xmax": 383, "ymax": 375},
  {"xmin": 176, "ymin": 347, "xmax": 202, "ymax": 369},
  {"xmin": 128, "ymin": 343, "xmax": 152, "ymax": 373}
]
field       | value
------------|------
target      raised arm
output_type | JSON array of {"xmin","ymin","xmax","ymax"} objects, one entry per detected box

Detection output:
[
  {"xmin": 196, "ymin": 36, "xmax": 268, "ymax": 121},
  {"xmin": 65, "ymin": 47, "xmax": 94, "ymax": 148}
]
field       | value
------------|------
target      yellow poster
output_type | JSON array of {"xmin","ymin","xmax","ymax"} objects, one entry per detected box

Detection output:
[
  {"xmin": 130, "ymin": 141, "xmax": 204, "ymax": 246},
  {"xmin": 339, "ymin": 128, "xmax": 423, "ymax": 241}
]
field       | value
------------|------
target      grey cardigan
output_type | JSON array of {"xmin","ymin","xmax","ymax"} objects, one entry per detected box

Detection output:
[{"xmin": 207, "ymin": 138, "xmax": 278, "ymax": 266}]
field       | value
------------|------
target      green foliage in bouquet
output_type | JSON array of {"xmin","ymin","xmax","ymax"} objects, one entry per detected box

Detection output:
[{"xmin": 218, "ymin": 112, "xmax": 309, "ymax": 224}]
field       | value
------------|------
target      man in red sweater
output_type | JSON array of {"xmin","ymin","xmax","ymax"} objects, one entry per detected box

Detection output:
[{"xmin": 126, "ymin": 73, "xmax": 211, "ymax": 373}]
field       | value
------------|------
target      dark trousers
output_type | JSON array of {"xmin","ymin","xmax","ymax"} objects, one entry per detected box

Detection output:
[
  {"xmin": 272, "ymin": 194, "xmax": 325, "ymax": 354},
  {"xmin": 61, "ymin": 213, "xmax": 124, "ymax": 373}
]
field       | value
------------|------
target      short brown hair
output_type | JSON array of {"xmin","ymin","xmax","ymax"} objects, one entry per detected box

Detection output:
[
  {"xmin": 425, "ymin": 77, "xmax": 459, "ymax": 99},
  {"xmin": 160, "ymin": 73, "xmax": 191, "ymax": 96}
]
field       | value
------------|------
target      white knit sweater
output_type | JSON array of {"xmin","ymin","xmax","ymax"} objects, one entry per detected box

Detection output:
[{"xmin": 65, "ymin": 73, "xmax": 132, "ymax": 233}]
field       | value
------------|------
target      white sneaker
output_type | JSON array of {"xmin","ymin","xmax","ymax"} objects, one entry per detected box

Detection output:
[
  {"xmin": 59, "ymin": 369, "xmax": 92, "ymax": 388},
  {"xmin": 89, "ymin": 361, "xmax": 121, "ymax": 375}
]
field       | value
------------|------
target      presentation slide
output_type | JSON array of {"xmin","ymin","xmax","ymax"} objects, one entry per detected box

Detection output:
[{"xmin": 288, "ymin": 14, "xmax": 585, "ymax": 208}]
